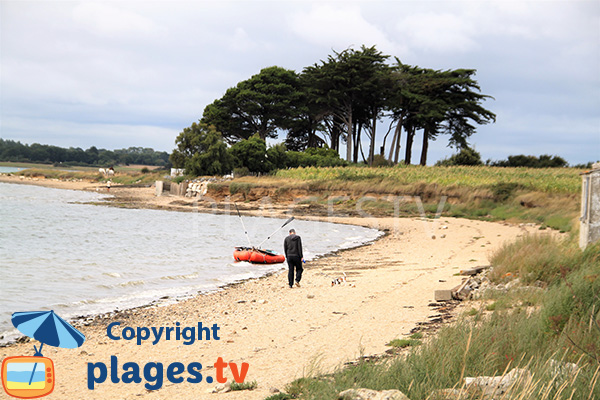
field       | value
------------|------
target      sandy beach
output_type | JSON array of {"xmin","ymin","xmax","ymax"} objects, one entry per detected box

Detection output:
[{"xmin": 0, "ymin": 175, "xmax": 538, "ymax": 399}]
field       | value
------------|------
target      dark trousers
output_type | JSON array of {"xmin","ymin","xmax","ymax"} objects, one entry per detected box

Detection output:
[{"xmin": 287, "ymin": 256, "xmax": 303, "ymax": 287}]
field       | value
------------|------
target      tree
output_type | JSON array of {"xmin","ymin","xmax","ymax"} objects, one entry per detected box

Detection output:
[
  {"xmin": 170, "ymin": 122, "xmax": 233, "ymax": 176},
  {"xmin": 201, "ymin": 66, "xmax": 303, "ymax": 143},
  {"xmin": 385, "ymin": 66, "xmax": 495, "ymax": 166},
  {"xmin": 491, "ymin": 154, "xmax": 568, "ymax": 168},
  {"xmin": 266, "ymin": 143, "xmax": 289, "ymax": 170},
  {"xmin": 284, "ymin": 72, "xmax": 328, "ymax": 151},
  {"xmin": 435, "ymin": 147, "xmax": 483, "ymax": 166},
  {"xmin": 440, "ymin": 69, "xmax": 496, "ymax": 151},
  {"xmin": 228, "ymin": 135, "xmax": 272, "ymax": 173},
  {"xmin": 302, "ymin": 46, "xmax": 390, "ymax": 163}
]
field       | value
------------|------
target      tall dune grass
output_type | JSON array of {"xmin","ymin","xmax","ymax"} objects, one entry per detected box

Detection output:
[{"xmin": 279, "ymin": 238, "xmax": 600, "ymax": 400}]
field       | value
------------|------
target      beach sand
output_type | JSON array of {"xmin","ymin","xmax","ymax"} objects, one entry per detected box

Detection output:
[{"xmin": 0, "ymin": 175, "xmax": 538, "ymax": 399}]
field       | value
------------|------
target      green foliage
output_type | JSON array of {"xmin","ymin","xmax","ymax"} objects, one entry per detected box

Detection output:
[
  {"xmin": 266, "ymin": 143, "xmax": 289, "ymax": 170},
  {"xmin": 286, "ymin": 148, "xmax": 347, "ymax": 168},
  {"xmin": 0, "ymin": 139, "xmax": 170, "ymax": 167},
  {"xmin": 275, "ymin": 165, "xmax": 580, "ymax": 194},
  {"xmin": 371, "ymin": 154, "xmax": 392, "ymax": 167},
  {"xmin": 230, "ymin": 380, "xmax": 257, "ymax": 391},
  {"xmin": 489, "ymin": 234, "xmax": 578, "ymax": 285},
  {"xmin": 233, "ymin": 167, "xmax": 251, "ymax": 177},
  {"xmin": 170, "ymin": 122, "xmax": 233, "ymax": 176},
  {"xmin": 229, "ymin": 182, "xmax": 254, "ymax": 195},
  {"xmin": 435, "ymin": 147, "xmax": 483, "ymax": 166},
  {"xmin": 490, "ymin": 182, "xmax": 522, "ymax": 201},
  {"xmin": 140, "ymin": 167, "xmax": 150, "ymax": 174},
  {"xmin": 541, "ymin": 242, "xmax": 600, "ymax": 334},
  {"xmin": 201, "ymin": 66, "xmax": 303, "ymax": 143},
  {"xmin": 491, "ymin": 154, "xmax": 569, "ymax": 168},
  {"xmin": 229, "ymin": 135, "xmax": 272, "ymax": 173},
  {"xmin": 263, "ymin": 393, "xmax": 294, "ymax": 400}
]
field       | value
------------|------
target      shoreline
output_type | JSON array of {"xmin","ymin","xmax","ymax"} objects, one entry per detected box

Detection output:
[{"xmin": 0, "ymin": 175, "xmax": 539, "ymax": 399}]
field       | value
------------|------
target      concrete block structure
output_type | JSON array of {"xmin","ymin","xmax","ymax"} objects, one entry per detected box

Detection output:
[{"xmin": 580, "ymin": 163, "xmax": 600, "ymax": 249}]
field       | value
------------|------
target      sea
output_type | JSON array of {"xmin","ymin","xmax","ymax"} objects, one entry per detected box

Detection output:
[{"xmin": 0, "ymin": 182, "xmax": 382, "ymax": 342}]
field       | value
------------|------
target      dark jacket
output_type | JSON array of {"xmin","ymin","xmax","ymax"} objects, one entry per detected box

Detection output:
[{"xmin": 284, "ymin": 234, "xmax": 303, "ymax": 259}]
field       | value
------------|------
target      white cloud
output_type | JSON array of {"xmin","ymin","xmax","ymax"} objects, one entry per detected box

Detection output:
[
  {"xmin": 288, "ymin": 4, "xmax": 404, "ymax": 55},
  {"xmin": 394, "ymin": 12, "xmax": 477, "ymax": 53},
  {"xmin": 1, "ymin": 1, "xmax": 598, "ymax": 163},
  {"xmin": 72, "ymin": 2, "xmax": 161, "ymax": 38},
  {"xmin": 228, "ymin": 27, "xmax": 257, "ymax": 52}
]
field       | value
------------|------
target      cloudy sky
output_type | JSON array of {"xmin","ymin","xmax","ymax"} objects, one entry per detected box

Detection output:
[{"xmin": 1, "ymin": 0, "xmax": 599, "ymax": 165}]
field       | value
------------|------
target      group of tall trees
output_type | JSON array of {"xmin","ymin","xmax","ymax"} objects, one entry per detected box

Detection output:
[
  {"xmin": 0, "ymin": 139, "xmax": 170, "ymax": 167},
  {"xmin": 193, "ymin": 45, "xmax": 495, "ymax": 167}
]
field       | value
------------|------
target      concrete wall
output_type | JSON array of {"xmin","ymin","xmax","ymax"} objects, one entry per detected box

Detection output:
[
  {"xmin": 580, "ymin": 164, "xmax": 600, "ymax": 249},
  {"xmin": 170, "ymin": 181, "xmax": 188, "ymax": 196}
]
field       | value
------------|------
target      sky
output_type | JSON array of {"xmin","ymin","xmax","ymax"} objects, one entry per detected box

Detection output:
[{"xmin": 1, "ymin": 0, "xmax": 599, "ymax": 165}]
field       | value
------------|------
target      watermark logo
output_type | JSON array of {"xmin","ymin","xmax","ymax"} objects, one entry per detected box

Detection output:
[
  {"xmin": 1, "ymin": 357, "xmax": 55, "ymax": 399},
  {"xmin": 1, "ymin": 311, "xmax": 85, "ymax": 399}
]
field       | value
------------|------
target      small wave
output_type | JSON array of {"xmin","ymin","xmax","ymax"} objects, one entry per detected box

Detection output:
[
  {"xmin": 161, "ymin": 273, "xmax": 199, "ymax": 280},
  {"xmin": 104, "ymin": 272, "xmax": 121, "ymax": 278},
  {"xmin": 118, "ymin": 280, "xmax": 145, "ymax": 287}
]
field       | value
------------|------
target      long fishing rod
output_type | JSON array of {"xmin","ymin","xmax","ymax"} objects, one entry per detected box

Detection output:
[
  {"xmin": 257, "ymin": 216, "xmax": 295, "ymax": 249},
  {"xmin": 234, "ymin": 203, "xmax": 253, "ymax": 247}
]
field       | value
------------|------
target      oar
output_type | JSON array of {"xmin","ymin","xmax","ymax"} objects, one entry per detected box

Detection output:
[
  {"xmin": 257, "ymin": 216, "xmax": 295, "ymax": 248},
  {"xmin": 234, "ymin": 203, "xmax": 253, "ymax": 247}
]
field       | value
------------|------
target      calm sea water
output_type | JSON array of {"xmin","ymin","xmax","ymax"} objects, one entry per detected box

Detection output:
[
  {"xmin": 0, "ymin": 167, "xmax": 26, "ymax": 173},
  {"xmin": 0, "ymin": 182, "xmax": 381, "ymax": 341}
]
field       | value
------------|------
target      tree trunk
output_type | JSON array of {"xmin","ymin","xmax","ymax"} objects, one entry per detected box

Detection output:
[
  {"xmin": 360, "ymin": 140, "xmax": 367, "ymax": 164},
  {"xmin": 353, "ymin": 121, "xmax": 361, "ymax": 163},
  {"xmin": 393, "ymin": 125, "xmax": 402, "ymax": 164},
  {"xmin": 368, "ymin": 116, "xmax": 376, "ymax": 166},
  {"xmin": 420, "ymin": 128, "xmax": 429, "ymax": 166},
  {"xmin": 345, "ymin": 112, "xmax": 353, "ymax": 162},
  {"xmin": 388, "ymin": 124, "xmax": 398, "ymax": 161},
  {"xmin": 404, "ymin": 125, "xmax": 415, "ymax": 165}
]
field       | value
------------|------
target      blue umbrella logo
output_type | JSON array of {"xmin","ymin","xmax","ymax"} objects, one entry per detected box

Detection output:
[{"xmin": 10, "ymin": 310, "xmax": 85, "ymax": 386}]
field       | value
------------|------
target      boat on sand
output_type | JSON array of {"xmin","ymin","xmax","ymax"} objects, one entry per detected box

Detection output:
[{"xmin": 233, "ymin": 247, "xmax": 285, "ymax": 264}]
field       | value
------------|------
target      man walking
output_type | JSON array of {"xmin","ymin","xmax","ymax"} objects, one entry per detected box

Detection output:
[{"xmin": 284, "ymin": 228, "xmax": 304, "ymax": 288}]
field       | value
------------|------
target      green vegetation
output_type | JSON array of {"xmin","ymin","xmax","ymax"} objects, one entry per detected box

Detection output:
[
  {"xmin": 230, "ymin": 380, "xmax": 257, "ymax": 391},
  {"xmin": 176, "ymin": 45, "xmax": 495, "ymax": 170},
  {"xmin": 490, "ymin": 154, "xmax": 569, "ymax": 168},
  {"xmin": 271, "ymin": 236, "xmax": 600, "ymax": 400},
  {"xmin": 436, "ymin": 147, "xmax": 483, "ymax": 166},
  {"xmin": 275, "ymin": 165, "xmax": 580, "ymax": 194},
  {"xmin": 174, "ymin": 165, "xmax": 582, "ymax": 232},
  {"xmin": 170, "ymin": 122, "xmax": 233, "ymax": 176},
  {"xmin": 0, "ymin": 139, "xmax": 170, "ymax": 167},
  {"xmin": 387, "ymin": 338, "xmax": 422, "ymax": 348},
  {"xmin": 171, "ymin": 133, "xmax": 347, "ymax": 176},
  {"xmin": 264, "ymin": 393, "xmax": 293, "ymax": 400},
  {"xmin": 488, "ymin": 234, "xmax": 581, "ymax": 285},
  {"xmin": 9, "ymin": 165, "xmax": 166, "ymax": 186},
  {"xmin": 260, "ymin": 164, "xmax": 580, "ymax": 231}
]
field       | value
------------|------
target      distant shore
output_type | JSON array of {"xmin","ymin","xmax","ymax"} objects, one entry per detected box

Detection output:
[{"xmin": 0, "ymin": 174, "xmax": 537, "ymax": 399}]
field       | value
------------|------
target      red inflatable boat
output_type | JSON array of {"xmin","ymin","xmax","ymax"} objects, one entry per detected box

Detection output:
[{"xmin": 233, "ymin": 247, "xmax": 285, "ymax": 264}]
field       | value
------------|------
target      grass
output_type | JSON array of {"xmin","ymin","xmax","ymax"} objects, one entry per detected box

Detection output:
[
  {"xmin": 271, "ymin": 237, "xmax": 600, "ymax": 400},
  {"xmin": 387, "ymin": 338, "xmax": 423, "ymax": 348},
  {"xmin": 8, "ymin": 165, "xmax": 167, "ymax": 186},
  {"xmin": 230, "ymin": 380, "xmax": 258, "ymax": 391},
  {"xmin": 275, "ymin": 165, "xmax": 582, "ymax": 195},
  {"xmin": 488, "ymin": 234, "xmax": 581, "ymax": 285},
  {"xmin": 223, "ymin": 165, "xmax": 582, "ymax": 232}
]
